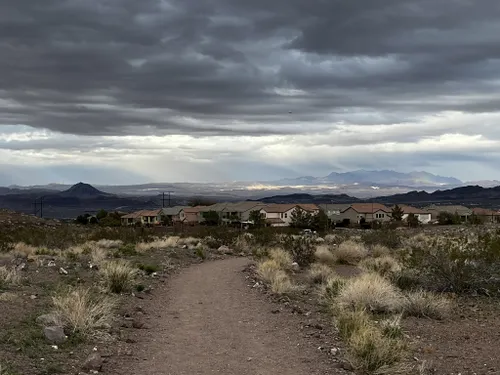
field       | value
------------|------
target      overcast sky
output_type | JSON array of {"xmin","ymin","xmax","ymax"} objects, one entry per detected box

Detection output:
[{"xmin": 2, "ymin": 0, "xmax": 500, "ymax": 185}]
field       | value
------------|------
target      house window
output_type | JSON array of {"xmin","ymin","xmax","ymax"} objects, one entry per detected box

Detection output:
[
  {"xmin": 281, "ymin": 213, "xmax": 283, "ymax": 218},
  {"xmin": 284, "ymin": 213, "xmax": 288, "ymax": 219},
  {"xmin": 375, "ymin": 213, "xmax": 385, "ymax": 219}
]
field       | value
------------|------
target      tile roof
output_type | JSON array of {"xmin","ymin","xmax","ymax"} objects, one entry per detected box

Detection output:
[
  {"xmin": 349, "ymin": 203, "xmax": 391, "ymax": 214},
  {"xmin": 121, "ymin": 209, "xmax": 161, "ymax": 219},
  {"xmin": 297, "ymin": 204, "xmax": 320, "ymax": 212},
  {"xmin": 161, "ymin": 206, "xmax": 188, "ymax": 216},
  {"xmin": 261, "ymin": 204, "xmax": 298, "ymax": 213},
  {"xmin": 396, "ymin": 205, "xmax": 429, "ymax": 214},
  {"xmin": 222, "ymin": 202, "xmax": 266, "ymax": 213},
  {"xmin": 472, "ymin": 207, "xmax": 500, "ymax": 216},
  {"xmin": 426, "ymin": 205, "xmax": 472, "ymax": 214}
]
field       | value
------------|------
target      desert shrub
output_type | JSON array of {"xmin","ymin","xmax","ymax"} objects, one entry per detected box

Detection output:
[
  {"xmin": 371, "ymin": 244, "xmax": 390, "ymax": 258},
  {"xmin": 361, "ymin": 229, "xmax": 401, "ymax": 249},
  {"xmin": 335, "ymin": 240, "xmax": 368, "ymax": 265},
  {"xmin": 403, "ymin": 291, "xmax": 452, "ymax": 320},
  {"xmin": 336, "ymin": 273, "xmax": 404, "ymax": 314},
  {"xmin": 282, "ymin": 235, "xmax": 315, "ymax": 266},
  {"xmin": 319, "ymin": 275, "xmax": 348, "ymax": 304},
  {"xmin": 269, "ymin": 248, "xmax": 293, "ymax": 270},
  {"xmin": 314, "ymin": 245, "xmax": 335, "ymax": 264},
  {"xmin": 195, "ymin": 246, "xmax": 206, "ymax": 260},
  {"xmin": 12, "ymin": 242, "xmax": 37, "ymax": 257},
  {"xmin": 90, "ymin": 247, "xmax": 108, "ymax": 265},
  {"xmin": 308, "ymin": 263, "xmax": 335, "ymax": 284},
  {"xmin": 137, "ymin": 263, "xmax": 160, "ymax": 275},
  {"xmin": 359, "ymin": 256, "xmax": 402, "ymax": 278},
  {"xmin": 114, "ymin": 243, "xmax": 137, "ymax": 256},
  {"xmin": 101, "ymin": 260, "xmax": 137, "ymax": 293},
  {"xmin": 379, "ymin": 315, "xmax": 404, "ymax": 339},
  {"xmin": 251, "ymin": 246, "xmax": 269, "ymax": 260},
  {"xmin": 52, "ymin": 286, "xmax": 116, "ymax": 336},
  {"xmin": 203, "ymin": 236, "xmax": 222, "ymax": 249},
  {"xmin": 347, "ymin": 323, "xmax": 406, "ymax": 374},
  {"xmin": 0, "ymin": 266, "xmax": 21, "ymax": 287},
  {"xmin": 95, "ymin": 239, "xmax": 123, "ymax": 249},
  {"xmin": 401, "ymin": 230, "xmax": 500, "ymax": 294}
]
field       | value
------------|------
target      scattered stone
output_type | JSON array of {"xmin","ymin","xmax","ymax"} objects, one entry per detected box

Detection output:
[
  {"xmin": 271, "ymin": 308, "xmax": 280, "ymax": 314},
  {"xmin": 315, "ymin": 237, "xmax": 325, "ymax": 243},
  {"xmin": 132, "ymin": 319, "xmax": 145, "ymax": 329},
  {"xmin": 82, "ymin": 352, "xmax": 103, "ymax": 372},
  {"xmin": 291, "ymin": 262, "xmax": 300, "ymax": 271},
  {"xmin": 43, "ymin": 326, "xmax": 66, "ymax": 344},
  {"xmin": 48, "ymin": 260, "xmax": 56, "ymax": 267},
  {"xmin": 59, "ymin": 267, "xmax": 68, "ymax": 275},
  {"xmin": 36, "ymin": 313, "xmax": 62, "ymax": 327},
  {"xmin": 30, "ymin": 294, "xmax": 37, "ymax": 300},
  {"xmin": 330, "ymin": 348, "xmax": 339, "ymax": 356},
  {"xmin": 341, "ymin": 361, "xmax": 354, "ymax": 371},
  {"xmin": 217, "ymin": 245, "xmax": 234, "ymax": 254},
  {"xmin": 16, "ymin": 262, "xmax": 26, "ymax": 271},
  {"xmin": 51, "ymin": 345, "xmax": 58, "ymax": 350}
]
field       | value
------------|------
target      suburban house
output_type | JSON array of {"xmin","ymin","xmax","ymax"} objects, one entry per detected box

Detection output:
[
  {"xmin": 179, "ymin": 206, "xmax": 203, "ymax": 225},
  {"xmin": 318, "ymin": 204, "xmax": 352, "ymax": 222},
  {"xmin": 425, "ymin": 205, "xmax": 472, "ymax": 222},
  {"xmin": 340, "ymin": 203, "xmax": 392, "ymax": 224},
  {"xmin": 260, "ymin": 204, "xmax": 320, "ymax": 227},
  {"xmin": 161, "ymin": 206, "xmax": 188, "ymax": 224},
  {"xmin": 197, "ymin": 203, "xmax": 228, "ymax": 224},
  {"xmin": 472, "ymin": 207, "xmax": 500, "ymax": 223},
  {"xmin": 220, "ymin": 202, "xmax": 267, "ymax": 224},
  {"xmin": 121, "ymin": 209, "xmax": 162, "ymax": 226},
  {"xmin": 396, "ymin": 205, "xmax": 432, "ymax": 224}
]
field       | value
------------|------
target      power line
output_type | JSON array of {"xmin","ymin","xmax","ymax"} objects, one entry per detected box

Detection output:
[{"xmin": 162, "ymin": 191, "xmax": 174, "ymax": 208}]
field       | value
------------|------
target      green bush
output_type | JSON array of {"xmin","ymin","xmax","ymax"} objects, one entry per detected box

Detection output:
[
  {"xmin": 361, "ymin": 229, "xmax": 401, "ymax": 249},
  {"xmin": 282, "ymin": 235, "xmax": 315, "ymax": 267}
]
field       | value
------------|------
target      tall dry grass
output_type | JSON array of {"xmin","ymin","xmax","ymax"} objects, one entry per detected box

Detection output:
[
  {"xmin": 308, "ymin": 263, "xmax": 335, "ymax": 284},
  {"xmin": 52, "ymin": 287, "xmax": 116, "ymax": 336},
  {"xmin": 336, "ymin": 273, "xmax": 404, "ymax": 314},
  {"xmin": 268, "ymin": 248, "xmax": 293, "ymax": 271},
  {"xmin": 257, "ymin": 259, "xmax": 298, "ymax": 294},
  {"xmin": 12, "ymin": 242, "xmax": 37, "ymax": 257},
  {"xmin": 403, "ymin": 291, "xmax": 452, "ymax": 320},
  {"xmin": 0, "ymin": 266, "xmax": 21, "ymax": 287},
  {"xmin": 314, "ymin": 245, "xmax": 336, "ymax": 265},
  {"xmin": 335, "ymin": 240, "xmax": 368, "ymax": 265},
  {"xmin": 100, "ymin": 260, "xmax": 137, "ymax": 293},
  {"xmin": 359, "ymin": 255, "xmax": 402, "ymax": 278},
  {"xmin": 95, "ymin": 239, "xmax": 123, "ymax": 249}
]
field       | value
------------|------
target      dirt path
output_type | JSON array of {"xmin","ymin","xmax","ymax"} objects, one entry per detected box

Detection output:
[{"xmin": 108, "ymin": 258, "xmax": 340, "ymax": 375}]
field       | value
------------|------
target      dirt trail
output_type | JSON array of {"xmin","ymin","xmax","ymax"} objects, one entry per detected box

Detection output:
[{"xmin": 109, "ymin": 258, "xmax": 339, "ymax": 375}]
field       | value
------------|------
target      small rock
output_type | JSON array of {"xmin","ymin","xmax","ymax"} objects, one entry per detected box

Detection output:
[
  {"xmin": 341, "ymin": 361, "xmax": 354, "ymax": 371},
  {"xmin": 36, "ymin": 313, "xmax": 62, "ymax": 327},
  {"xmin": 82, "ymin": 352, "xmax": 103, "ymax": 372},
  {"xmin": 217, "ymin": 245, "xmax": 234, "ymax": 254},
  {"xmin": 330, "ymin": 348, "xmax": 339, "ymax": 356},
  {"xmin": 132, "ymin": 318, "xmax": 145, "ymax": 329},
  {"xmin": 30, "ymin": 294, "xmax": 37, "ymax": 300},
  {"xmin": 51, "ymin": 345, "xmax": 58, "ymax": 350},
  {"xmin": 16, "ymin": 262, "xmax": 26, "ymax": 271},
  {"xmin": 271, "ymin": 309, "xmax": 280, "ymax": 314},
  {"xmin": 291, "ymin": 262, "xmax": 300, "ymax": 271},
  {"xmin": 59, "ymin": 267, "xmax": 68, "ymax": 275},
  {"xmin": 43, "ymin": 326, "xmax": 66, "ymax": 344},
  {"xmin": 48, "ymin": 260, "xmax": 56, "ymax": 267}
]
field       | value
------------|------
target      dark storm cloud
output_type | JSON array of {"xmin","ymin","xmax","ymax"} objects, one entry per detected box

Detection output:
[{"xmin": 1, "ymin": 0, "xmax": 500, "ymax": 136}]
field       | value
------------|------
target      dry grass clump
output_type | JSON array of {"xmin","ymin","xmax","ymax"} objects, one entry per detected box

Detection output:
[
  {"xmin": 135, "ymin": 236, "xmax": 201, "ymax": 252},
  {"xmin": 12, "ymin": 242, "xmax": 37, "ymax": 257},
  {"xmin": 268, "ymin": 248, "xmax": 293, "ymax": 270},
  {"xmin": 100, "ymin": 260, "xmax": 137, "ymax": 293},
  {"xmin": 308, "ymin": 263, "xmax": 335, "ymax": 284},
  {"xmin": 90, "ymin": 247, "xmax": 108, "ymax": 265},
  {"xmin": 403, "ymin": 291, "xmax": 452, "ymax": 320},
  {"xmin": 359, "ymin": 256, "xmax": 402, "ymax": 278},
  {"xmin": 257, "ymin": 259, "xmax": 298, "ymax": 294},
  {"xmin": 371, "ymin": 244, "xmax": 390, "ymax": 258},
  {"xmin": 336, "ymin": 309, "xmax": 406, "ymax": 374},
  {"xmin": 336, "ymin": 273, "xmax": 404, "ymax": 314},
  {"xmin": 335, "ymin": 240, "xmax": 368, "ymax": 265},
  {"xmin": 95, "ymin": 239, "xmax": 123, "ymax": 249},
  {"xmin": 324, "ymin": 234, "xmax": 338, "ymax": 244},
  {"xmin": 347, "ymin": 322, "xmax": 406, "ymax": 373},
  {"xmin": 0, "ymin": 266, "xmax": 21, "ymax": 287},
  {"xmin": 52, "ymin": 287, "xmax": 116, "ymax": 336},
  {"xmin": 314, "ymin": 245, "xmax": 335, "ymax": 265},
  {"xmin": 319, "ymin": 275, "xmax": 348, "ymax": 305},
  {"xmin": 0, "ymin": 292, "xmax": 17, "ymax": 301}
]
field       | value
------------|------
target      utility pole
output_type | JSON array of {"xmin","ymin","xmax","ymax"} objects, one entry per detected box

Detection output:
[
  {"xmin": 33, "ymin": 196, "xmax": 44, "ymax": 218},
  {"xmin": 161, "ymin": 191, "xmax": 174, "ymax": 208}
]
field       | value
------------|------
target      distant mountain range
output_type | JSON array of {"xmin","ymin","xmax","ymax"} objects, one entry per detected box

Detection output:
[
  {"xmin": 257, "ymin": 185, "xmax": 500, "ymax": 209},
  {"xmin": 275, "ymin": 170, "xmax": 463, "ymax": 188}
]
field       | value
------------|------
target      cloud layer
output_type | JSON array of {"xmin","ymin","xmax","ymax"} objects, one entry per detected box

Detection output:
[{"xmin": 1, "ymin": 0, "xmax": 500, "ymax": 184}]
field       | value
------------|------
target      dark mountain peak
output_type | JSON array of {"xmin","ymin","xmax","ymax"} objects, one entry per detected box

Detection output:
[{"xmin": 59, "ymin": 182, "xmax": 109, "ymax": 198}]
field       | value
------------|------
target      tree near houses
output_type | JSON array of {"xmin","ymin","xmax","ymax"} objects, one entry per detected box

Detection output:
[
  {"xmin": 249, "ymin": 210, "xmax": 265, "ymax": 226},
  {"xmin": 290, "ymin": 208, "xmax": 312, "ymax": 229},
  {"xmin": 311, "ymin": 209, "xmax": 329, "ymax": 231},
  {"xmin": 406, "ymin": 213, "xmax": 420, "ymax": 228},
  {"xmin": 391, "ymin": 205, "xmax": 404, "ymax": 222},
  {"xmin": 203, "ymin": 210, "xmax": 220, "ymax": 226}
]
